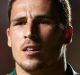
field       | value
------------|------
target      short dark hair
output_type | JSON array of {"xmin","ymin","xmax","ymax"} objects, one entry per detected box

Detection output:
[
  {"xmin": 8, "ymin": 0, "xmax": 72, "ymax": 28},
  {"xmin": 8, "ymin": 0, "xmax": 15, "ymax": 23}
]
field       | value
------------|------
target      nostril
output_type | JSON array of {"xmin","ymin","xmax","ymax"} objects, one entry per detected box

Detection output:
[
  {"xmin": 24, "ymin": 36, "xmax": 27, "ymax": 38},
  {"xmin": 24, "ymin": 34, "xmax": 34, "ymax": 39},
  {"xmin": 24, "ymin": 33, "xmax": 37, "ymax": 40},
  {"xmin": 24, "ymin": 31, "xmax": 32, "ymax": 38}
]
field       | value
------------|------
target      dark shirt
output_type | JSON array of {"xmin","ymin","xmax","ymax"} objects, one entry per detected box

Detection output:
[{"xmin": 7, "ymin": 64, "xmax": 80, "ymax": 75}]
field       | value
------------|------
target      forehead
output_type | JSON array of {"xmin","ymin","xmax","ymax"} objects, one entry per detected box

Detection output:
[
  {"xmin": 11, "ymin": 0, "xmax": 53, "ymax": 19},
  {"xmin": 13, "ymin": 0, "xmax": 51, "ymax": 11},
  {"xmin": 13, "ymin": 0, "xmax": 51, "ymax": 5},
  {"xmin": 12, "ymin": 0, "xmax": 52, "ymax": 11},
  {"xmin": 12, "ymin": 0, "xmax": 51, "ymax": 6}
]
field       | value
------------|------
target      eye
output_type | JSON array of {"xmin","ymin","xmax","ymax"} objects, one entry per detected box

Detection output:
[
  {"xmin": 14, "ymin": 18, "xmax": 27, "ymax": 26},
  {"xmin": 15, "ymin": 21, "xmax": 25, "ymax": 25},
  {"xmin": 40, "ymin": 18, "xmax": 52, "ymax": 24}
]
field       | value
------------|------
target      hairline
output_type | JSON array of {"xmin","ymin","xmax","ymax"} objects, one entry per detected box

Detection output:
[{"xmin": 8, "ymin": 0, "xmax": 72, "ymax": 28}]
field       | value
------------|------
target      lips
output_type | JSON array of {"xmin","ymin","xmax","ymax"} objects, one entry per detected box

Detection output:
[{"xmin": 23, "ymin": 45, "xmax": 40, "ymax": 56}]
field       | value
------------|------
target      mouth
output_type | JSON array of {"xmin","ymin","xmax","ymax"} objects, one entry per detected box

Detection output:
[{"xmin": 23, "ymin": 45, "xmax": 41, "ymax": 56}]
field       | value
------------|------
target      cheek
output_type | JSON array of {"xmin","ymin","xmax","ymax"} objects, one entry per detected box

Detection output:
[
  {"xmin": 11, "ymin": 28, "xmax": 24, "ymax": 40},
  {"xmin": 10, "ymin": 28, "xmax": 24, "ymax": 48},
  {"xmin": 10, "ymin": 29, "xmax": 24, "ymax": 57},
  {"xmin": 39, "ymin": 25, "xmax": 54, "ymax": 40}
]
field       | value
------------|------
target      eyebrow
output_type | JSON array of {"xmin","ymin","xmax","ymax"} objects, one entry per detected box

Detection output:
[
  {"xmin": 35, "ymin": 15, "xmax": 53, "ymax": 19},
  {"xmin": 35, "ymin": 15, "xmax": 53, "ymax": 20},
  {"xmin": 11, "ymin": 14, "xmax": 53, "ymax": 23},
  {"xmin": 11, "ymin": 11, "xmax": 27, "ymax": 21},
  {"xmin": 11, "ymin": 16, "xmax": 27, "ymax": 23}
]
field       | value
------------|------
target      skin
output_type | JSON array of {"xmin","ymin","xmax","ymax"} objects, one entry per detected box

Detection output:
[{"xmin": 7, "ymin": 0, "xmax": 72, "ymax": 75}]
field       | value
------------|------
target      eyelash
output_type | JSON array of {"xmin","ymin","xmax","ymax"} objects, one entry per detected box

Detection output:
[
  {"xmin": 40, "ymin": 19, "xmax": 51, "ymax": 24},
  {"xmin": 15, "ymin": 20, "xmax": 27, "ymax": 26},
  {"xmin": 14, "ymin": 18, "xmax": 52, "ymax": 26}
]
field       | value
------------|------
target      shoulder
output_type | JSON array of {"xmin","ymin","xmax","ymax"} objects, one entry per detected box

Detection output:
[
  {"xmin": 6, "ymin": 69, "xmax": 16, "ymax": 75},
  {"xmin": 66, "ymin": 63, "xmax": 80, "ymax": 75}
]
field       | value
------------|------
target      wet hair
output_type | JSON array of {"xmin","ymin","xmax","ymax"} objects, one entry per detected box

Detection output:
[{"xmin": 8, "ymin": 0, "xmax": 72, "ymax": 28}]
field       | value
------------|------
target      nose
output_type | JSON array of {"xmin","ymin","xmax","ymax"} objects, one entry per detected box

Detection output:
[
  {"xmin": 24, "ymin": 19, "xmax": 33, "ymax": 39},
  {"xmin": 23, "ymin": 18, "xmax": 40, "ymax": 44}
]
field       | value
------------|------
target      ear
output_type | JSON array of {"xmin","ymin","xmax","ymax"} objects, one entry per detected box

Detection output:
[
  {"xmin": 64, "ymin": 26, "xmax": 73, "ymax": 44},
  {"xmin": 6, "ymin": 28, "xmax": 11, "ymax": 47}
]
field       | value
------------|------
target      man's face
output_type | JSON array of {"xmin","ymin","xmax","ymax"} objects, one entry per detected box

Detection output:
[{"xmin": 7, "ymin": 0, "xmax": 65, "ymax": 72}]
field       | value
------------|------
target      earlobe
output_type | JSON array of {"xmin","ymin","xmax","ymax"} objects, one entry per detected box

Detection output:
[
  {"xmin": 64, "ymin": 26, "xmax": 73, "ymax": 44},
  {"xmin": 6, "ymin": 28, "xmax": 11, "ymax": 47}
]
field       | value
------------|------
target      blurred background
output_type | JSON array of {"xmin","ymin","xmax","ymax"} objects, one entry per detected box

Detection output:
[{"xmin": 0, "ymin": 0, "xmax": 80, "ymax": 74}]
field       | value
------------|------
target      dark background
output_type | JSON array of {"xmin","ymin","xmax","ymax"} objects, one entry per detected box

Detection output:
[{"xmin": 0, "ymin": 0, "xmax": 80, "ymax": 74}]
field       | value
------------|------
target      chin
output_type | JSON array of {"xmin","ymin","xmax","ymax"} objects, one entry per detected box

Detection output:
[{"xmin": 20, "ymin": 59, "xmax": 45, "ymax": 72}]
